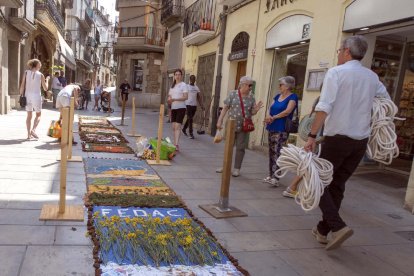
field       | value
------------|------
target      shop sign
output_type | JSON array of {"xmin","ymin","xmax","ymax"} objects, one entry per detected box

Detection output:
[
  {"xmin": 265, "ymin": 0, "xmax": 296, "ymax": 13},
  {"xmin": 228, "ymin": 49, "xmax": 248, "ymax": 61}
]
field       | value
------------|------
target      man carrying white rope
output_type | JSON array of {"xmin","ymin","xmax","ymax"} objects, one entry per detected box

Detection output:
[{"xmin": 304, "ymin": 35, "xmax": 391, "ymax": 250}]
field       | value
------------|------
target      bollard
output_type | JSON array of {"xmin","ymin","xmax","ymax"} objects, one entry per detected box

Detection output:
[
  {"xmin": 127, "ymin": 97, "xmax": 141, "ymax": 137},
  {"xmin": 40, "ymin": 107, "xmax": 84, "ymax": 221},
  {"xmin": 199, "ymin": 119, "xmax": 247, "ymax": 218},
  {"xmin": 147, "ymin": 104, "xmax": 171, "ymax": 166}
]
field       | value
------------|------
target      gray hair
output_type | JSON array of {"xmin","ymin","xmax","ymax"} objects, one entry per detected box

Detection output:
[
  {"xmin": 341, "ymin": 35, "xmax": 368, "ymax": 61},
  {"xmin": 239, "ymin": 76, "xmax": 253, "ymax": 87},
  {"xmin": 279, "ymin": 76, "xmax": 295, "ymax": 90}
]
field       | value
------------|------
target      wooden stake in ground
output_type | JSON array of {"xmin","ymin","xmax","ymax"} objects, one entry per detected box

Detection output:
[
  {"xmin": 40, "ymin": 107, "xmax": 84, "ymax": 221},
  {"xmin": 147, "ymin": 104, "xmax": 171, "ymax": 166},
  {"xmin": 118, "ymin": 94, "xmax": 128, "ymax": 126},
  {"xmin": 60, "ymin": 97, "xmax": 82, "ymax": 162},
  {"xmin": 199, "ymin": 119, "xmax": 247, "ymax": 218},
  {"xmin": 127, "ymin": 97, "xmax": 141, "ymax": 137}
]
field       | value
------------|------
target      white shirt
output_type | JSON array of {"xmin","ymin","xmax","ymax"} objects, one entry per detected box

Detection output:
[
  {"xmin": 169, "ymin": 82, "xmax": 188, "ymax": 109},
  {"xmin": 25, "ymin": 70, "xmax": 42, "ymax": 98},
  {"xmin": 58, "ymin": 84, "xmax": 78, "ymax": 98},
  {"xmin": 315, "ymin": 60, "xmax": 390, "ymax": 140},
  {"xmin": 185, "ymin": 84, "xmax": 200, "ymax": 106},
  {"xmin": 52, "ymin": 77, "xmax": 61, "ymax": 90}
]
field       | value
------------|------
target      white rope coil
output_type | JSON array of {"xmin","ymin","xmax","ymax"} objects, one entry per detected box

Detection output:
[
  {"xmin": 276, "ymin": 144, "xmax": 333, "ymax": 212},
  {"xmin": 366, "ymin": 97, "xmax": 404, "ymax": 165}
]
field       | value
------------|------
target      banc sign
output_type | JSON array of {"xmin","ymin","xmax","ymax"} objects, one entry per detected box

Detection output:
[{"xmin": 265, "ymin": 0, "xmax": 296, "ymax": 13}]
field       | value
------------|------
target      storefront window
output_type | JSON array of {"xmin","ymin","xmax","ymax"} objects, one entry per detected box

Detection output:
[
  {"xmin": 395, "ymin": 43, "xmax": 414, "ymax": 166},
  {"xmin": 133, "ymin": 59, "xmax": 144, "ymax": 91},
  {"xmin": 262, "ymin": 46, "xmax": 308, "ymax": 146}
]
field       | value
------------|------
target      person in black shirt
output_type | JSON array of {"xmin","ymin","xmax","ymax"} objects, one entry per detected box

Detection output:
[{"xmin": 119, "ymin": 79, "xmax": 131, "ymax": 103}]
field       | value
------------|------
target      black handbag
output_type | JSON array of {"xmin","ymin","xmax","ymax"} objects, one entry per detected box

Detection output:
[
  {"xmin": 19, "ymin": 71, "xmax": 28, "ymax": 108},
  {"xmin": 19, "ymin": 95, "xmax": 27, "ymax": 108},
  {"xmin": 285, "ymin": 106, "xmax": 299, "ymax": 133}
]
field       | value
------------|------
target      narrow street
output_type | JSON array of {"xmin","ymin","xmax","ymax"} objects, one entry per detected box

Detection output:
[{"xmin": 0, "ymin": 101, "xmax": 413, "ymax": 276}]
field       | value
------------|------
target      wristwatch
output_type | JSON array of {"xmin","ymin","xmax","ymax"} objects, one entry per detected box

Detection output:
[{"xmin": 308, "ymin": 132, "xmax": 317, "ymax": 139}]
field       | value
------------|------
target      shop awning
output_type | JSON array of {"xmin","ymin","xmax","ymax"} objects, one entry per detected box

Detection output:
[
  {"xmin": 36, "ymin": 20, "xmax": 76, "ymax": 70},
  {"xmin": 57, "ymin": 31, "xmax": 76, "ymax": 70},
  {"xmin": 266, "ymin": 15, "xmax": 313, "ymax": 49},
  {"xmin": 344, "ymin": 0, "xmax": 414, "ymax": 32}
]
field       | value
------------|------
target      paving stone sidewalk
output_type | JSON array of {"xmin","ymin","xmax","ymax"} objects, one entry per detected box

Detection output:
[{"xmin": 0, "ymin": 101, "xmax": 414, "ymax": 276}]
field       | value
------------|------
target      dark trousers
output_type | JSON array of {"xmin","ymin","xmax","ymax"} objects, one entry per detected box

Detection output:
[
  {"xmin": 183, "ymin": 105, "xmax": 197, "ymax": 135},
  {"xmin": 317, "ymin": 135, "xmax": 368, "ymax": 235}
]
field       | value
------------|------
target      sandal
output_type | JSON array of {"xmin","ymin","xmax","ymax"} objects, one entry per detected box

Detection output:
[{"xmin": 30, "ymin": 130, "xmax": 39, "ymax": 139}]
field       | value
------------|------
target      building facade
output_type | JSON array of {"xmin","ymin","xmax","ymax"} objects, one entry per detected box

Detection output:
[
  {"xmin": 0, "ymin": 0, "xmax": 36, "ymax": 114},
  {"xmin": 92, "ymin": 0, "xmax": 116, "ymax": 87},
  {"xmin": 162, "ymin": 0, "xmax": 414, "ymax": 211},
  {"xmin": 114, "ymin": 0, "xmax": 165, "ymax": 108}
]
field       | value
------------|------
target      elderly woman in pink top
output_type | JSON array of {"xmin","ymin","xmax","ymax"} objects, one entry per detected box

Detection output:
[{"xmin": 19, "ymin": 59, "xmax": 50, "ymax": 140}]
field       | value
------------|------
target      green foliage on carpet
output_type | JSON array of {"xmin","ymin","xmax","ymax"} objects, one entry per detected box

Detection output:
[{"xmin": 87, "ymin": 193, "xmax": 183, "ymax": 208}]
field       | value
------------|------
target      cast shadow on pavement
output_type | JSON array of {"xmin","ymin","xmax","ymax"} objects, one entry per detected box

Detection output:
[
  {"xmin": 34, "ymin": 140, "xmax": 60, "ymax": 150},
  {"xmin": 0, "ymin": 139, "xmax": 29, "ymax": 145}
]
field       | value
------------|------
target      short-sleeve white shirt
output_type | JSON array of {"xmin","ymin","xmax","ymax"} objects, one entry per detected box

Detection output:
[
  {"xmin": 169, "ymin": 82, "xmax": 188, "ymax": 109},
  {"xmin": 185, "ymin": 84, "xmax": 200, "ymax": 106}
]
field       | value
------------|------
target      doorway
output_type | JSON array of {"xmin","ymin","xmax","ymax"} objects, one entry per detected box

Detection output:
[
  {"xmin": 262, "ymin": 45, "xmax": 309, "ymax": 146},
  {"xmin": 194, "ymin": 53, "xmax": 216, "ymax": 132},
  {"xmin": 234, "ymin": 60, "xmax": 247, "ymax": 89},
  {"xmin": 370, "ymin": 34, "xmax": 414, "ymax": 174}
]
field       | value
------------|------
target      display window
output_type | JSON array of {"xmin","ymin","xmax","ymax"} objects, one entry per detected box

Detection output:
[
  {"xmin": 262, "ymin": 46, "xmax": 308, "ymax": 146},
  {"xmin": 371, "ymin": 37, "xmax": 414, "ymax": 173}
]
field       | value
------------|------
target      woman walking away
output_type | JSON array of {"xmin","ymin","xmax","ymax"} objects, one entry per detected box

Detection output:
[
  {"xmin": 167, "ymin": 69, "xmax": 188, "ymax": 151},
  {"xmin": 264, "ymin": 76, "xmax": 298, "ymax": 187},
  {"xmin": 216, "ymin": 76, "xmax": 263, "ymax": 177},
  {"xmin": 93, "ymin": 79, "xmax": 103, "ymax": 111},
  {"xmin": 19, "ymin": 59, "xmax": 50, "ymax": 140}
]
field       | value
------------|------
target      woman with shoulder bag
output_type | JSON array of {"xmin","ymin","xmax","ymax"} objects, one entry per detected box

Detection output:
[
  {"xmin": 19, "ymin": 59, "xmax": 50, "ymax": 140},
  {"xmin": 216, "ymin": 76, "xmax": 263, "ymax": 177},
  {"xmin": 264, "ymin": 76, "xmax": 298, "ymax": 187}
]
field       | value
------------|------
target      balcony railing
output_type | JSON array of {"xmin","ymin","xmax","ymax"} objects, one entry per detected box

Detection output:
[
  {"xmin": 118, "ymin": 27, "xmax": 165, "ymax": 47},
  {"xmin": 183, "ymin": 0, "xmax": 216, "ymax": 37},
  {"xmin": 161, "ymin": 0, "xmax": 184, "ymax": 27},
  {"xmin": 36, "ymin": 0, "xmax": 64, "ymax": 31}
]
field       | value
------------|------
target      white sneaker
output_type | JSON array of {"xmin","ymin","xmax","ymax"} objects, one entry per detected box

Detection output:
[
  {"xmin": 232, "ymin": 169, "xmax": 240, "ymax": 177},
  {"xmin": 216, "ymin": 167, "xmax": 223, "ymax": 173},
  {"xmin": 263, "ymin": 176, "xmax": 279, "ymax": 187}
]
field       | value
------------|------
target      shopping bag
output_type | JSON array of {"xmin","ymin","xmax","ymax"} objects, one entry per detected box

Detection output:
[
  {"xmin": 213, "ymin": 129, "xmax": 223, "ymax": 143},
  {"xmin": 47, "ymin": 120, "xmax": 55, "ymax": 137},
  {"xmin": 52, "ymin": 121, "xmax": 62, "ymax": 139},
  {"xmin": 149, "ymin": 138, "xmax": 176, "ymax": 160}
]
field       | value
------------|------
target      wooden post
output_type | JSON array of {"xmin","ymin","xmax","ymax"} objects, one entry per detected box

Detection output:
[
  {"xmin": 218, "ymin": 119, "xmax": 236, "ymax": 211},
  {"xmin": 199, "ymin": 119, "xmax": 247, "ymax": 218},
  {"xmin": 57, "ymin": 97, "xmax": 82, "ymax": 162},
  {"xmin": 127, "ymin": 97, "xmax": 141, "ymax": 137},
  {"xmin": 40, "ymin": 107, "xmax": 84, "ymax": 221},
  {"xmin": 147, "ymin": 104, "xmax": 171, "ymax": 166},
  {"xmin": 118, "ymin": 94, "xmax": 128, "ymax": 126},
  {"xmin": 59, "ymin": 107, "xmax": 69, "ymax": 213}
]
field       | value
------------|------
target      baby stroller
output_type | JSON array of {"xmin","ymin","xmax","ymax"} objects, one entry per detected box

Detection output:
[{"xmin": 100, "ymin": 91, "xmax": 114, "ymax": 113}]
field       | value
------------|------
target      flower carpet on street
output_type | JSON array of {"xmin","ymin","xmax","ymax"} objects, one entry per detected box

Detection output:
[
  {"xmin": 82, "ymin": 116, "xmax": 247, "ymax": 275},
  {"xmin": 79, "ymin": 116, "xmax": 133, "ymax": 153},
  {"xmin": 88, "ymin": 207, "xmax": 244, "ymax": 276}
]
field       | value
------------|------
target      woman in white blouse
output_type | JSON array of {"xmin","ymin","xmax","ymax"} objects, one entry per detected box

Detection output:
[
  {"xmin": 19, "ymin": 59, "xmax": 50, "ymax": 140},
  {"xmin": 167, "ymin": 69, "xmax": 188, "ymax": 151}
]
